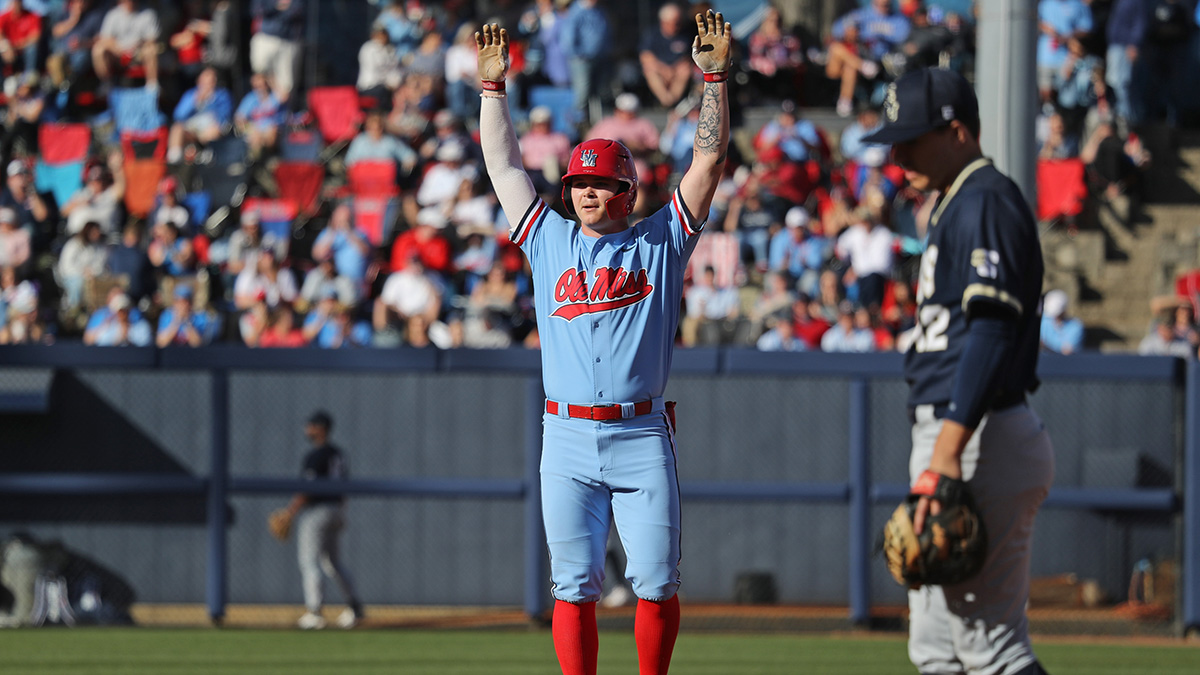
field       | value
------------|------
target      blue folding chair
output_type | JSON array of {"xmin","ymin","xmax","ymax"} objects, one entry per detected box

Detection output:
[
  {"xmin": 34, "ymin": 160, "xmax": 84, "ymax": 209},
  {"xmin": 208, "ymin": 135, "xmax": 248, "ymax": 167},
  {"xmin": 109, "ymin": 87, "xmax": 166, "ymax": 134},
  {"xmin": 279, "ymin": 128, "xmax": 323, "ymax": 162},
  {"xmin": 183, "ymin": 191, "xmax": 211, "ymax": 234},
  {"xmin": 195, "ymin": 135, "xmax": 249, "ymax": 210}
]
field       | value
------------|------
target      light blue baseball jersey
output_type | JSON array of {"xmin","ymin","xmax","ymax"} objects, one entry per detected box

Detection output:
[{"xmin": 512, "ymin": 188, "xmax": 705, "ymax": 405}]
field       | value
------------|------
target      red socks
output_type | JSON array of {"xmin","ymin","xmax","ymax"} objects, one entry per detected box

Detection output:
[
  {"xmin": 552, "ymin": 600, "xmax": 598, "ymax": 675},
  {"xmin": 635, "ymin": 595, "xmax": 680, "ymax": 675},
  {"xmin": 552, "ymin": 595, "xmax": 680, "ymax": 675}
]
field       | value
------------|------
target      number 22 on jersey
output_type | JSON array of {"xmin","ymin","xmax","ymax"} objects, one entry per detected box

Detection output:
[{"xmin": 913, "ymin": 245, "xmax": 949, "ymax": 353}]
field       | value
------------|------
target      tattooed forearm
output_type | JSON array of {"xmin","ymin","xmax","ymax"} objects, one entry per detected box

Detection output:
[{"xmin": 695, "ymin": 82, "xmax": 725, "ymax": 157}]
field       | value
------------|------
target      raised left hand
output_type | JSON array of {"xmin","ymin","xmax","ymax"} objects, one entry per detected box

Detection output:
[{"xmin": 691, "ymin": 10, "xmax": 732, "ymax": 74}]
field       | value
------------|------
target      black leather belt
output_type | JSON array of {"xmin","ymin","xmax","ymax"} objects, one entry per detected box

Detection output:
[{"xmin": 907, "ymin": 393, "xmax": 1026, "ymax": 425}]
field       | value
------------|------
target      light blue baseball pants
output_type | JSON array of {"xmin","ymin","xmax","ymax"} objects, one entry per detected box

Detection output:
[{"xmin": 540, "ymin": 407, "xmax": 681, "ymax": 604}]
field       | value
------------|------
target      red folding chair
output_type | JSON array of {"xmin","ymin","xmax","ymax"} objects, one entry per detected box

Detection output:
[
  {"xmin": 124, "ymin": 159, "xmax": 166, "ymax": 218},
  {"xmin": 306, "ymin": 86, "xmax": 364, "ymax": 160},
  {"xmin": 346, "ymin": 160, "xmax": 398, "ymax": 198},
  {"xmin": 241, "ymin": 197, "xmax": 298, "ymax": 244},
  {"xmin": 1036, "ymin": 158, "xmax": 1087, "ymax": 223},
  {"xmin": 39, "ymin": 123, "xmax": 91, "ymax": 165},
  {"xmin": 120, "ymin": 127, "xmax": 170, "ymax": 162},
  {"xmin": 275, "ymin": 161, "xmax": 326, "ymax": 217},
  {"xmin": 1176, "ymin": 270, "xmax": 1200, "ymax": 317},
  {"xmin": 352, "ymin": 195, "xmax": 396, "ymax": 247}
]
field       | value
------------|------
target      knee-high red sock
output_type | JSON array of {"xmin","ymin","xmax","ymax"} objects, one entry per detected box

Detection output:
[
  {"xmin": 552, "ymin": 600, "xmax": 598, "ymax": 675},
  {"xmin": 635, "ymin": 595, "xmax": 680, "ymax": 675}
]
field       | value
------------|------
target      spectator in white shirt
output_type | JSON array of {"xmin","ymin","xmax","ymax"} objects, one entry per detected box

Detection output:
[
  {"xmin": 357, "ymin": 22, "xmax": 401, "ymax": 98},
  {"xmin": 414, "ymin": 140, "xmax": 476, "ymax": 215},
  {"xmin": 62, "ymin": 153, "xmax": 125, "ymax": 239},
  {"xmin": 443, "ymin": 23, "xmax": 481, "ymax": 123},
  {"xmin": 233, "ymin": 246, "xmax": 297, "ymax": 310},
  {"xmin": 834, "ymin": 206, "xmax": 894, "ymax": 310},
  {"xmin": 373, "ymin": 256, "xmax": 442, "ymax": 347},
  {"xmin": 92, "ymin": 0, "xmax": 160, "ymax": 86},
  {"xmin": 56, "ymin": 220, "xmax": 108, "ymax": 312}
]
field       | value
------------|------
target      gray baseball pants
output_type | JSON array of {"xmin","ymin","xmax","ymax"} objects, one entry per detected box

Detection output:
[
  {"xmin": 297, "ymin": 503, "xmax": 359, "ymax": 613},
  {"xmin": 907, "ymin": 403, "xmax": 1055, "ymax": 675}
]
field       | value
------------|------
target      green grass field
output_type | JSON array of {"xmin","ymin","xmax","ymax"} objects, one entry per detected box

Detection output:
[{"xmin": 1, "ymin": 628, "xmax": 1198, "ymax": 674}]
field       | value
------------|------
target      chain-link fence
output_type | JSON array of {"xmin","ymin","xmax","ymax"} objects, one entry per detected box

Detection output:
[{"xmin": 0, "ymin": 353, "xmax": 1191, "ymax": 636}]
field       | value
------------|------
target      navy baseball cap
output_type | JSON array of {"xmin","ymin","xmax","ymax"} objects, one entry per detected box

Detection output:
[
  {"xmin": 861, "ymin": 68, "xmax": 979, "ymax": 145},
  {"xmin": 307, "ymin": 410, "xmax": 333, "ymax": 430}
]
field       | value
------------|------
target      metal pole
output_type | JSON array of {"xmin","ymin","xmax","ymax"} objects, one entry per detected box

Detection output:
[
  {"xmin": 976, "ymin": 0, "xmax": 1038, "ymax": 210},
  {"xmin": 848, "ymin": 379, "xmax": 871, "ymax": 625},
  {"xmin": 1184, "ymin": 360, "xmax": 1200, "ymax": 634},
  {"xmin": 304, "ymin": 0, "xmax": 320, "ymax": 97},
  {"xmin": 206, "ymin": 370, "xmax": 230, "ymax": 624},
  {"xmin": 524, "ymin": 377, "xmax": 548, "ymax": 620}
]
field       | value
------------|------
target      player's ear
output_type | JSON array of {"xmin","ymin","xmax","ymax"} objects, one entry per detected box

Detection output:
[
  {"xmin": 952, "ymin": 118, "xmax": 982, "ymax": 146},
  {"xmin": 949, "ymin": 120, "xmax": 970, "ymax": 146}
]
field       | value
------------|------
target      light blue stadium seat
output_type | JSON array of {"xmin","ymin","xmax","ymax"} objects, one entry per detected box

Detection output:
[
  {"xmin": 34, "ymin": 160, "xmax": 84, "ymax": 209},
  {"xmin": 110, "ymin": 87, "xmax": 166, "ymax": 133},
  {"xmin": 529, "ymin": 86, "xmax": 581, "ymax": 143}
]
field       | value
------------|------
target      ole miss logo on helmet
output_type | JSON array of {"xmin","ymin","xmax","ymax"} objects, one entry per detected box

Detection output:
[
  {"xmin": 580, "ymin": 149, "xmax": 598, "ymax": 168},
  {"xmin": 551, "ymin": 266, "xmax": 654, "ymax": 320}
]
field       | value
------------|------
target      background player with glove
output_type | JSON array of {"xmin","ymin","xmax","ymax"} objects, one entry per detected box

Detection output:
[
  {"xmin": 476, "ymin": 11, "xmax": 731, "ymax": 675},
  {"xmin": 269, "ymin": 410, "xmax": 364, "ymax": 630},
  {"xmin": 866, "ymin": 68, "xmax": 1055, "ymax": 674}
]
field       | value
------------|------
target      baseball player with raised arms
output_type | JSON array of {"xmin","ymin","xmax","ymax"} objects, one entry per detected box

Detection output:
[
  {"xmin": 476, "ymin": 12, "xmax": 731, "ymax": 675},
  {"xmin": 864, "ymin": 68, "xmax": 1055, "ymax": 674}
]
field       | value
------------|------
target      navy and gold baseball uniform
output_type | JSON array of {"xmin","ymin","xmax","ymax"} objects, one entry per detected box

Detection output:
[
  {"xmin": 866, "ymin": 68, "xmax": 1055, "ymax": 675},
  {"xmin": 906, "ymin": 157, "xmax": 1053, "ymax": 675},
  {"xmin": 906, "ymin": 157, "xmax": 1043, "ymax": 414}
]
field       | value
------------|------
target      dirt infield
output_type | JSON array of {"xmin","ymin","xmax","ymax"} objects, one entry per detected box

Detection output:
[
  {"xmin": 130, "ymin": 602, "xmax": 1187, "ymax": 641},
  {"xmin": 131, "ymin": 604, "xmax": 535, "ymax": 630}
]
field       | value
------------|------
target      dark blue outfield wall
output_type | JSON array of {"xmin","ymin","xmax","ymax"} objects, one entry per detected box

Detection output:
[{"xmin": 0, "ymin": 346, "xmax": 1195, "ymax": 632}]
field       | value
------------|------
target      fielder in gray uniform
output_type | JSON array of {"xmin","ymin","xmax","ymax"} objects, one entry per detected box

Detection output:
[
  {"xmin": 286, "ymin": 411, "xmax": 364, "ymax": 630},
  {"xmin": 864, "ymin": 69, "xmax": 1055, "ymax": 674}
]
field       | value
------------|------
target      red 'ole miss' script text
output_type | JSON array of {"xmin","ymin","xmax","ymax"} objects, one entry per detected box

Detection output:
[{"xmin": 551, "ymin": 267, "xmax": 654, "ymax": 320}]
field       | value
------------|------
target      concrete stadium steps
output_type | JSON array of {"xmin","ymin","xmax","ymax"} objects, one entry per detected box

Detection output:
[{"xmin": 1043, "ymin": 128, "xmax": 1200, "ymax": 351}]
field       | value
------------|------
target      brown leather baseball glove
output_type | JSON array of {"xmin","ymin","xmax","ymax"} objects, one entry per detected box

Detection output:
[
  {"xmin": 268, "ymin": 508, "xmax": 294, "ymax": 542},
  {"xmin": 883, "ymin": 471, "xmax": 988, "ymax": 588}
]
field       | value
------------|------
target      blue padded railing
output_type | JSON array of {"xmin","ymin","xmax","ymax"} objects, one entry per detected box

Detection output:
[{"xmin": 0, "ymin": 346, "xmax": 1193, "ymax": 632}]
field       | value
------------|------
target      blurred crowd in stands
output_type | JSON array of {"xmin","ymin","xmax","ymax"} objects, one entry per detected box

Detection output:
[{"xmin": 0, "ymin": 0, "xmax": 1195, "ymax": 354}]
